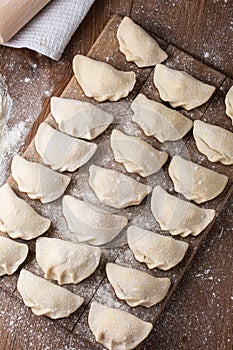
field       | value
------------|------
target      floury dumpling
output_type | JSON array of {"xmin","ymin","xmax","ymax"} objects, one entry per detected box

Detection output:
[
  {"xmin": 50, "ymin": 97, "xmax": 114, "ymax": 140},
  {"xmin": 35, "ymin": 122, "xmax": 97, "ymax": 172},
  {"xmin": 88, "ymin": 301, "xmax": 153, "ymax": 350},
  {"xmin": 111, "ymin": 129, "xmax": 168, "ymax": 176},
  {"xmin": 73, "ymin": 54, "xmax": 136, "ymax": 102},
  {"xmin": 117, "ymin": 16, "xmax": 168, "ymax": 67},
  {"xmin": 153, "ymin": 64, "xmax": 215, "ymax": 110}
]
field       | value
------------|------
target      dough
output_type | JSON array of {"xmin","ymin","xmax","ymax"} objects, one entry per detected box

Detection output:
[
  {"xmin": 0, "ymin": 237, "xmax": 28, "ymax": 276},
  {"xmin": 88, "ymin": 301, "xmax": 153, "ymax": 350},
  {"xmin": 127, "ymin": 225, "xmax": 189, "ymax": 270},
  {"xmin": 11, "ymin": 155, "xmax": 71, "ymax": 204},
  {"xmin": 17, "ymin": 269, "xmax": 84, "ymax": 319},
  {"xmin": 131, "ymin": 93, "xmax": 193, "ymax": 142},
  {"xmin": 62, "ymin": 195, "xmax": 128, "ymax": 246},
  {"xmin": 36, "ymin": 237, "xmax": 101, "ymax": 285},
  {"xmin": 193, "ymin": 120, "xmax": 233, "ymax": 165},
  {"xmin": 225, "ymin": 85, "xmax": 233, "ymax": 123},
  {"xmin": 50, "ymin": 96, "xmax": 114, "ymax": 140},
  {"xmin": 110, "ymin": 129, "xmax": 168, "ymax": 176},
  {"xmin": 89, "ymin": 165, "xmax": 152, "ymax": 209},
  {"xmin": 169, "ymin": 156, "xmax": 228, "ymax": 203},
  {"xmin": 151, "ymin": 186, "xmax": 215, "ymax": 237},
  {"xmin": 73, "ymin": 54, "xmax": 136, "ymax": 102},
  {"xmin": 117, "ymin": 16, "xmax": 168, "ymax": 67},
  {"xmin": 0, "ymin": 183, "xmax": 50, "ymax": 240},
  {"xmin": 35, "ymin": 122, "xmax": 97, "ymax": 172},
  {"xmin": 106, "ymin": 263, "xmax": 171, "ymax": 307},
  {"xmin": 153, "ymin": 64, "xmax": 215, "ymax": 110}
]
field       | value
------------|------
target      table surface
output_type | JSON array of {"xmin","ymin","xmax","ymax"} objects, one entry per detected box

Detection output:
[{"xmin": 0, "ymin": 1, "xmax": 232, "ymax": 349}]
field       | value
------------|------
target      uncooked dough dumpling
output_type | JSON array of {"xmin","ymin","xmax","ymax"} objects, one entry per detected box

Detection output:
[
  {"xmin": 11, "ymin": 155, "xmax": 71, "ymax": 204},
  {"xmin": 36, "ymin": 237, "xmax": 102, "ymax": 285},
  {"xmin": 88, "ymin": 301, "xmax": 153, "ymax": 350},
  {"xmin": 0, "ymin": 183, "xmax": 50, "ymax": 240},
  {"xmin": 127, "ymin": 225, "xmax": 189, "ymax": 270},
  {"xmin": 193, "ymin": 120, "xmax": 233, "ymax": 165},
  {"xmin": 62, "ymin": 195, "xmax": 128, "ymax": 246},
  {"xmin": 225, "ymin": 85, "xmax": 233, "ymax": 123},
  {"xmin": 35, "ymin": 122, "xmax": 97, "ymax": 172},
  {"xmin": 110, "ymin": 129, "xmax": 168, "ymax": 176},
  {"xmin": 131, "ymin": 93, "xmax": 193, "ymax": 142},
  {"xmin": 106, "ymin": 263, "xmax": 171, "ymax": 307},
  {"xmin": 73, "ymin": 54, "xmax": 136, "ymax": 102},
  {"xmin": 117, "ymin": 16, "xmax": 168, "ymax": 67},
  {"xmin": 50, "ymin": 97, "xmax": 114, "ymax": 140},
  {"xmin": 0, "ymin": 237, "xmax": 28, "ymax": 276},
  {"xmin": 89, "ymin": 165, "xmax": 152, "ymax": 209},
  {"xmin": 153, "ymin": 64, "xmax": 215, "ymax": 110},
  {"xmin": 151, "ymin": 186, "xmax": 215, "ymax": 237},
  {"xmin": 168, "ymin": 156, "xmax": 228, "ymax": 203},
  {"xmin": 17, "ymin": 269, "xmax": 84, "ymax": 319}
]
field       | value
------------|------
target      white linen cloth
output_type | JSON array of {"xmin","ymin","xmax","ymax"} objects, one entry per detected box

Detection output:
[{"xmin": 5, "ymin": 0, "xmax": 95, "ymax": 60}]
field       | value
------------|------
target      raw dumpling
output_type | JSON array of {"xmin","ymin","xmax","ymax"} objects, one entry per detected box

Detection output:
[
  {"xmin": 88, "ymin": 301, "xmax": 153, "ymax": 350},
  {"xmin": 225, "ymin": 86, "xmax": 233, "ymax": 123},
  {"xmin": 35, "ymin": 122, "xmax": 97, "ymax": 172},
  {"xmin": 50, "ymin": 96, "xmax": 113, "ymax": 140},
  {"xmin": 131, "ymin": 93, "xmax": 193, "ymax": 142},
  {"xmin": 0, "ymin": 237, "xmax": 28, "ymax": 276},
  {"xmin": 193, "ymin": 120, "xmax": 233, "ymax": 165},
  {"xmin": 36, "ymin": 237, "xmax": 101, "ymax": 285},
  {"xmin": 127, "ymin": 225, "xmax": 189, "ymax": 270},
  {"xmin": 73, "ymin": 54, "xmax": 136, "ymax": 102},
  {"xmin": 11, "ymin": 155, "xmax": 71, "ymax": 204},
  {"xmin": 62, "ymin": 195, "xmax": 128, "ymax": 246},
  {"xmin": 0, "ymin": 183, "xmax": 50, "ymax": 240},
  {"xmin": 17, "ymin": 269, "xmax": 84, "ymax": 319},
  {"xmin": 106, "ymin": 263, "xmax": 171, "ymax": 307},
  {"xmin": 110, "ymin": 129, "xmax": 168, "ymax": 176},
  {"xmin": 117, "ymin": 16, "xmax": 168, "ymax": 67},
  {"xmin": 153, "ymin": 64, "xmax": 215, "ymax": 110},
  {"xmin": 151, "ymin": 186, "xmax": 215, "ymax": 237},
  {"xmin": 89, "ymin": 165, "xmax": 152, "ymax": 209},
  {"xmin": 168, "ymin": 156, "xmax": 228, "ymax": 203}
]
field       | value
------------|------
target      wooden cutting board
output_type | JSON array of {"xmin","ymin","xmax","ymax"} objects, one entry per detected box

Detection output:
[{"xmin": 0, "ymin": 14, "xmax": 233, "ymax": 349}]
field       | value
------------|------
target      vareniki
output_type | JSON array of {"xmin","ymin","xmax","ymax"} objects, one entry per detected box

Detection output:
[
  {"xmin": 50, "ymin": 97, "xmax": 113, "ymax": 140},
  {"xmin": 11, "ymin": 155, "xmax": 71, "ymax": 204},
  {"xmin": 89, "ymin": 165, "xmax": 152, "ymax": 209},
  {"xmin": 35, "ymin": 122, "xmax": 97, "ymax": 172},
  {"xmin": 36, "ymin": 237, "xmax": 102, "ymax": 285},
  {"xmin": 117, "ymin": 16, "xmax": 168, "ymax": 67},
  {"xmin": 88, "ymin": 301, "xmax": 153, "ymax": 350},
  {"xmin": 62, "ymin": 195, "xmax": 128, "ymax": 246},
  {"xmin": 127, "ymin": 225, "xmax": 189, "ymax": 270},
  {"xmin": 0, "ymin": 183, "xmax": 50, "ymax": 240},
  {"xmin": 73, "ymin": 54, "xmax": 136, "ymax": 102},
  {"xmin": 169, "ymin": 156, "xmax": 228, "ymax": 203},
  {"xmin": 106, "ymin": 262, "xmax": 171, "ymax": 307},
  {"xmin": 154, "ymin": 64, "xmax": 215, "ymax": 110},
  {"xmin": 131, "ymin": 93, "xmax": 193, "ymax": 142},
  {"xmin": 193, "ymin": 120, "xmax": 233, "ymax": 165},
  {"xmin": 111, "ymin": 129, "xmax": 168, "ymax": 176},
  {"xmin": 151, "ymin": 186, "xmax": 215, "ymax": 237}
]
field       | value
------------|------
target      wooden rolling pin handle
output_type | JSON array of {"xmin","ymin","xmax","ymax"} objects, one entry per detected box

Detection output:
[{"xmin": 0, "ymin": 0, "xmax": 51, "ymax": 44}]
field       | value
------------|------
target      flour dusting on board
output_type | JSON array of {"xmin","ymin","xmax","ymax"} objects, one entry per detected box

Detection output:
[{"xmin": 0, "ymin": 77, "xmax": 27, "ymax": 186}]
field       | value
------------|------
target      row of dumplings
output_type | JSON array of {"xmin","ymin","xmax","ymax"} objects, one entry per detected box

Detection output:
[{"xmin": 1, "ymin": 16, "xmax": 233, "ymax": 350}]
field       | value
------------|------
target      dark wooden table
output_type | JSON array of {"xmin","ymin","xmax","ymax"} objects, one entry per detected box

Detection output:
[{"xmin": 0, "ymin": 1, "xmax": 232, "ymax": 349}]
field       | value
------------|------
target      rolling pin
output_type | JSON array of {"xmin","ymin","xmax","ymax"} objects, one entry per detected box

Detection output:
[{"xmin": 0, "ymin": 0, "xmax": 51, "ymax": 44}]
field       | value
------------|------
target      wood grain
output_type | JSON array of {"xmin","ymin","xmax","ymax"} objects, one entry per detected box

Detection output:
[
  {"xmin": 131, "ymin": 0, "xmax": 233, "ymax": 78},
  {"xmin": 0, "ymin": 1, "xmax": 232, "ymax": 349}
]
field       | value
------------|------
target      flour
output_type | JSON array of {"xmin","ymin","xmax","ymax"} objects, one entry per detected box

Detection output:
[{"xmin": 0, "ymin": 76, "xmax": 28, "ymax": 186}]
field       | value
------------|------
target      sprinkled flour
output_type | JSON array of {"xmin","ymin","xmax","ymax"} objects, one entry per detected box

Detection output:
[{"xmin": 0, "ymin": 76, "xmax": 28, "ymax": 186}]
